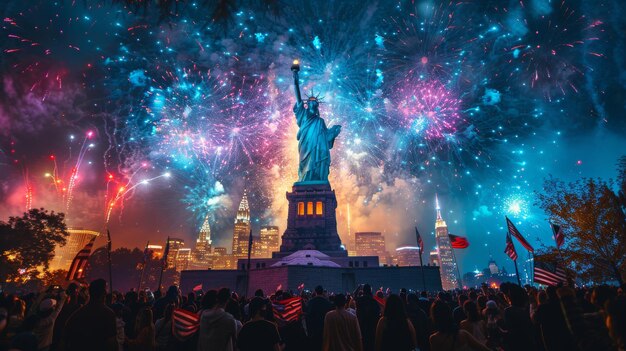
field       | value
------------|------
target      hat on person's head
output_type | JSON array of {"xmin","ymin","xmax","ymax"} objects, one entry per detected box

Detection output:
[
  {"xmin": 486, "ymin": 300, "xmax": 498, "ymax": 310},
  {"xmin": 40, "ymin": 298, "xmax": 57, "ymax": 312}
]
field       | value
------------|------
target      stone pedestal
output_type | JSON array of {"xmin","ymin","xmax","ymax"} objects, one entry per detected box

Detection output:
[{"xmin": 274, "ymin": 181, "xmax": 347, "ymax": 257}]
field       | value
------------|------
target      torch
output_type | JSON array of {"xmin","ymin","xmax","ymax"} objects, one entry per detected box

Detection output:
[{"xmin": 291, "ymin": 59, "xmax": 300, "ymax": 72}]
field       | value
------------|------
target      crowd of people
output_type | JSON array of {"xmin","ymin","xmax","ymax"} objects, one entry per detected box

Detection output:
[{"xmin": 0, "ymin": 279, "xmax": 624, "ymax": 351}]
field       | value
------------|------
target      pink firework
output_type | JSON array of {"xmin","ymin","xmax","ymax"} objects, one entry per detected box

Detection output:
[{"xmin": 396, "ymin": 80, "xmax": 461, "ymax": 139}]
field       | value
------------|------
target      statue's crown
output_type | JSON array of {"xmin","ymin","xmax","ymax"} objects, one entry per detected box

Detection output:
[{"xmin": 306, "ymin": 92, "xmax": 324, "ymax": 103}]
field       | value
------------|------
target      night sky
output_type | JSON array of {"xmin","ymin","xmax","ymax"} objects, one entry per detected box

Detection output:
[{"xmin": 1, "ymin": 0, "xmax": 625, "ymax": 276}]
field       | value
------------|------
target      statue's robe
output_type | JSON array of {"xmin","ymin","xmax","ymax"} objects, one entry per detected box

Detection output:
[{"xmin": 294, "ymin": 101, "xmax": 340, "ymax": 182}]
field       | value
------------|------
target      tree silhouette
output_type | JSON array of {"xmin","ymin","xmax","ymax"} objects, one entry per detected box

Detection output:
[
  {"xmin": 0, "ymin": 208, "xmax": 69, "ymax": 284},
  {"xmin": 537, "ymin": 158, "xmax": 626, "ymax": 284},
  {"xmin": 86, "ymin": 246, "xmax": 178, "ymax": 292}
]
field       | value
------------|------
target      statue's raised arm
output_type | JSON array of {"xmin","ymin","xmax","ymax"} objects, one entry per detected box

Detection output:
[{"xmin": 291, "ymin": 59, "xmax": 302, "ymax": 104}]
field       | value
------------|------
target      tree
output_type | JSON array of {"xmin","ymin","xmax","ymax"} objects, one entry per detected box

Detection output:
[
  {"xmin": 0, "ymin": 208, "xmax": 69, "ymax": 283},
  {"xmin": 537, "ymin": 166, "xmax": 626, "ymax": 284},
  {"xmin": 42, "ymin": 269, "xmax": 70, "ymax": 287},
  {"xmin": 618, "ymin": 155, "xmax": 626, "ymax": 208},
  {"xmin": 86, "ymin": 246, "xmax": 178, "ymax": 292}
]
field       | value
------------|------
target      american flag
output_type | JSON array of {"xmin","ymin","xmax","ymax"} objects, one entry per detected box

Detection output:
[
  {"xmin": 506, "ymin": 217, "xmax": 534, "ymax": 252},
  {"xmin": 504, "ymin": 233, "xmax": 518, "ymax": 261},
  {"xmin": 272, "ymin": 297, "xmax": 302, "ymax": 322},
  {"xmin": 172, "ymin": 308, "xmax": 199, "ymax": 340},
  {"xmin": 448, "ymin": 234, "xmax": 469, "ymax": 249},
  {"xmin": 415, "ymin": 227, "xmax": 424, "ymax": 256},
  {"xmin": 66, "ymin": 236, "xmax": 96, "ymax": 281},
  {"xmin": 551, "ymin": 223, "xmax": 564, "ymax": 248},
  {"xmin": 534, "ymin": 255, "xmax": 567, "ymax": 286}
]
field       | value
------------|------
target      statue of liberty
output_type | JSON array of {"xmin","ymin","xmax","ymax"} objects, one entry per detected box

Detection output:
[{"xmin": 291, "ymin": 60, "xmax": 341, "ymax": 182}]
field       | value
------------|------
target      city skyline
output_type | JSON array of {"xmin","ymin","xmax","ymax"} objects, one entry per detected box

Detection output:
[{"xmin": 0, "ymin": 0, "xmax": 624, "ymax": 274}]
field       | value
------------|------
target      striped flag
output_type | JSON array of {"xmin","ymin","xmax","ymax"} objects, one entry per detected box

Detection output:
[
  {"xmin": 534, "ymin": 255, "xmax": 567, "ymax": 286},
  {"xmin": 448, "ymin": 234, "xmax": 469, "ymax": 249},
  {"xmin": 504, "ymin": 233, "xmax": 518, "ymax": 261},
  {"xmin": 415, "ymin": 227, "xmax": 424, "ymax": 256},
  {"xmin": 272, "ymin": 297, "xmax": 302, "ymax": 322},
  {"xmin": 66, "ymin": 236, "xmax": 97, "ymax": 281},
  {"xmin": 506, "ymin": 217, "xmax": 534, "ymax": 252},
  {"xmin": 551, "ymin": 223, "xmax": 564, "ymax": 248},
  {"xmin": 172, "ymin": 308, "xmax": 200, "ymax": 340}
]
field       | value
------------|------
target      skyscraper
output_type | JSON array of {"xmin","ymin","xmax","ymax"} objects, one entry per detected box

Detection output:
[
  {"xmin": 259, "ymin": 226, "xmax": 280, "ymax": 257},
  {"xmin": 191, "ymin": 215, "xmax": 212, "ymax": 269},
  {"xmin": 49, "ymin": 228, "xmax": 99, "ymax": 272},
  {"xmin": 232, "ymin": 191, "xmax": 251, "ymax": 257},
  {"xmin": 434, "ymin": 195, "xmax": 459, "ymax": 290},
  {"xmin": 355, "ymin": 232, "xmax": 388, "ymax": 265},
  {"xmin": 166, "ymin": 238, "xmax": 185, "ymax": 269},
  {"xmin": 394, "ymin": 246, "xmax": 421, "ymax": 266},
  {"xmin": 176, "ymin": 248, "xmax": 191, "ymax": 271}
]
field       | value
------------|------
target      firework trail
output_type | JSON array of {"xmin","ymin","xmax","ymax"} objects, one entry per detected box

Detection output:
[
  {"xmin": 104, "ymin": 168, "xmax": 171, "ymax": 224},
  {"xmin": 64, "ymin": 131, "xmax": 94, "ymax": 213}
]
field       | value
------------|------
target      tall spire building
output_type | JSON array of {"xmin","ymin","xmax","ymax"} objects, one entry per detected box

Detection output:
[
  {"xmin": 434, "ymin": 195, "xmax": 459, "ymax": 290},
  {"xmin": 191, "ymin": 215, "xmax": 213, "ymax": 269},
  {"xmin": 232, "ymin": 191, "xmax": 251, "ymax": 257}
]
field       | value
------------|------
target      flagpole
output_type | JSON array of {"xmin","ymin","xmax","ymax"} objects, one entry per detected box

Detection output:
[
  {"xmin": 527, "ymin": 251, "xmax": 532, "ymax": 286},
  {"xmin": 138, "ymin": 240, "xmax": 149, "ymax": 291},
  {"xmin": 415, "ymin": 227, "xmax": 426, "ymax": 291},
  {"xmin": 418, "ymin": 250, "xmax": 426, "ymax": 292},
  {"xmin": 106, "ymin": 228, "xmax": 113, "ymax": 294},
  {"xmin": 513, "ymin": 256, "xmax": 522, "ymax": 286},
  {"xmin": 157, "ymin": 261, "xmax": 165, "ymax": 293},
  {"xmin": 157, "ymin": 236, "xmax": 169, "ymax": 293},
  {"xmin": 552, "ymin": 224, "xmax": 565, "ymax": 263},
  {"xmin": 551, "ymin": 224, "xmax": 571, "ymax": 285}
]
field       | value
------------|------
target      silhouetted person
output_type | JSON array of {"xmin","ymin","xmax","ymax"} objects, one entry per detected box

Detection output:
[
  {"xmin": 197, "ymin": 288, "xmax": 237, "ymax": 351},
  {"xmin": 63, "ymin": 279, "xmax": 117, "ymax": 351},
  {"xmin": 533, "ymin": 286, "xmax": 574, "ymax": 351},
  {"xmin": 460, "ymin": 300, "xmax": 487, "ymax": 344},
  {"xmin": 452, "ymin": 294, "xmax": 468, "ymax": 326},
  {"xmin": 355, "ymin": 284, "xmax": 380, "ymax": 351},
  {"xmin": 374, "ymin": 294, "xmax": 416, "ymax": 351},
  {"xmin": 429, "ymin": 299, "xmax": 490, "ymax": 351},
  {"xmin": 406, "ymin": 293, "xmax": 430, "ymax": 351},
  {"xmin": 306, "ymin": 285, "xmax": 333, "ymax": 351},
  {"xmin": 502, "ymin": 284, "xmax": 536, "ymax": 351},
  {"xmin": 153, "ymin": 286, "xmax": 179, "ymax": 321},
  {"xmin": 237, "ymin": 297, "xmax": 281, "ymax": 351},
  {"xmin": 126, "ymin": 307, "xmax": 156, "ymax": 351},
  {"xmin": 606, "ymin": 296, "xmax": 626, "ymax": 351},
  {"xmin": 322, "ymin": 294, "xmax": 362, "ymax": 351}
]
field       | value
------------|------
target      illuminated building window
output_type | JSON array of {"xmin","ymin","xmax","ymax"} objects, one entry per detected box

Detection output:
[
  {"xmin": 316, "ymin": 201, "xmax": 323, "ymax": 215},
  {"xmin": 298, "ymin": 202, "xmax": 304, "ymax": 216},
  {"xmin": 307, "ymin": 202, "xmax": 314, "ymax": 215}
]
